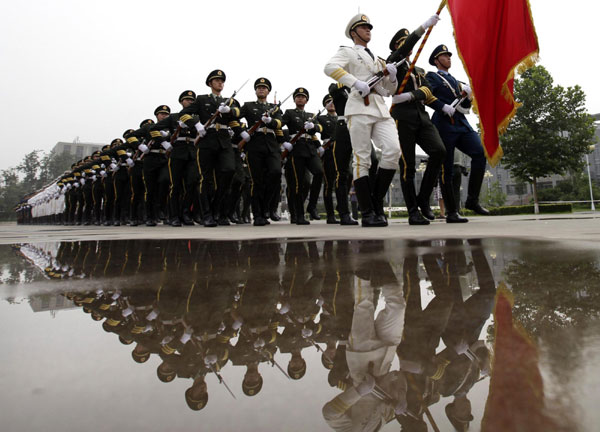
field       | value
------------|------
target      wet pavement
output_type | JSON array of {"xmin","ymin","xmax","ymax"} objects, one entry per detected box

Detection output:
[{"xmin": 2, "ymin": 236, "xmax": 600, "ymax": 431}]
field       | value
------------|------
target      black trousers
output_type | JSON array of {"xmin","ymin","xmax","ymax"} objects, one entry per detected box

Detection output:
[
  {"xmin": 246, "ymin": 135, "xmax": 281, "ymax": 217},
  {"xmin": 129, "ymin": 164, "xmax": 145, "ymax": 222},
  {"xmin": 288, "ymin": 142, "xmax": 324, "ymax": 216},
  {"xmin": 142, "ymin": 155, "xmax": 169, "ymax": 221},
  {"xmin": 113, "ymin": 168, "xmax": 130, "ymax": 222},
  {"xmin": 168, "ymin": 145, "xmax": 199, "ymax": 218},
  {"xmin": 197, "ymin": 132, "xmax": 235, "ymax": 218}
]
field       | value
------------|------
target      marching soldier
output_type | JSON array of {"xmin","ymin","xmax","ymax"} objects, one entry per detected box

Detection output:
[
  {"xmin": 318, "ymin": 93, "xmax": 358, "ymax": 225},
  {"xmin": 386, "ymin": 16, "xmax": 446, "ymax": 226},
  {"xmin": 237, "ymin": 77, "xmax": 284, "ymax": 226},
  {"xmin": 139, "ymin": 112, "xmax": 170, "ymax": 226},
  {"xmin": 178, "ymin": 69, "xmax": 242, "ymax": 227},
  {"xmin": 324, "ymin": 14, "xmax": 400, "ymax": 227},
  {"xmin": 98, "ymin": 144, "xmax": 115, "ymax": 225},
  {"xmin": 122, "ymin": 126, "xmax": 147, "ymax": 227},
  {"xmin": 427, "ymin": 44, "xmax": 490, "ymax": 221},
  {"xmin": 281, "ymin": 87, "xmax": 324, "ymax": 225},
  {"xmin": 151, "ymin": 91, "xmax": 201, "ymax": 227}
]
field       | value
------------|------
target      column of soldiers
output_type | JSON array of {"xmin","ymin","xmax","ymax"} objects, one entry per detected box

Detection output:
[
  {"xmin": 18, "ymin": 237, "xmax": 494, "ymax": 428},
  {"xmin": 17, "ymin": 12, "xmax": 491, "ymax": 228}
]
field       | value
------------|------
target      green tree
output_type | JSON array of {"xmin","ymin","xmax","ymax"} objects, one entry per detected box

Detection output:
[
  {"xmin": 500, "ymin": 65, "xmax": 597, "ymax": 213},
  {"xmin": 481, "ymin": 179, "xmax": 506, "ymax": 207},
  {"xmin": 40, "ymin": 150, "xmax": 76, "ymax": 185},
  {"xmin": 16, "ymin": 150, "xmax": 44, "ymax": 191}
]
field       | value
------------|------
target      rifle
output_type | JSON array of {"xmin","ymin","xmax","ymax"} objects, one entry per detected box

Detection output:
[
  {"xmin": 362, "ymin": 58, "xmax": 408, "ymax": 106},
  {"xmin": 281, "ymin": 108, "xmax": 324, "ymax": 160},
  {"xmin": 237, "ymin": 91, "xmax": 293, "ymax": 152},
  {"xmin": 193, "ymin": 79, "xmax": 249, "ymax": 146},
  {"xmin": 239, "ymin": 328, "xmax": 291, "ymax": 380},
  {"xmin": 189, "ymin": 337, "xmax": 237, "ymax": 399}
]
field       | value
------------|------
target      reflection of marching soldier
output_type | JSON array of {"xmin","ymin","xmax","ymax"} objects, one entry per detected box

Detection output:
[
  {"xmin": 386, "ymin": 16, "xmax": 445, "ymax": 226},
  {"xmin": 427, "ymin": 45, "xmax": 490, "ymax": 221},
  {"xmin": 178, "ymin": 69, "xmax": 242, "ymax": 227},
  {"xmin": 324, "ymin": 14, "xmax": 400, "ymax": 227},
  {"xmin": 322, "ymin": 241, "xmax": 407, "ymax": 429},
  {"xmin": 151, "ymin": 91, "xmax": 201, "ymax": 227},
  {"xmin": 238, "ymin": 77, "xmax": 284, "ymax": 226},
  {"xmin": 282, "ymin": 88, "xmax": 324, "ymax": 224}
]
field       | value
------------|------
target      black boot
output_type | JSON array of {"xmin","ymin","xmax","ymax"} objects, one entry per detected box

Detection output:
[
  {"xmin": 295, "ymin": 195, "xmax": 310, "ymax": 225},
  {"xmin": 440, "ymin": 177, "xmax": 468, "ymax": 223},
  {"xmin": 465, "ymin": 165, "xmax": 490, "ymax": 215},
  {"xmin": 401, "ymin": 180, "xmax": 430, "ymax": 225},
  {"xmin": 339, "ymin": 213, "xmax": 358, "ymax": 225},
  {"xmin": 170, "ymin": 216, "xmax": 182, "ymax": 227},
  {"xmin": 372, "ymin": 168, "xmax": 397, "ymax": 226},
  {"xmin": 354, "ymin": 176, "xmax": 386, "ymax": 227},
  {"xmin": 181, "ymin": 209, "xmax": 194, "ymax": 225},
  {"xmin": 308, "ymin": 207, "xmax": 321, "ymax": 221},
  {"xmin": 324, "ymin": 194, "xmax": 339, "ymax": 224}
]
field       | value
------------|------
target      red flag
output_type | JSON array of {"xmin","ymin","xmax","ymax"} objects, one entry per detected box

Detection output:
[
  {"xmin": 482, "ymin": 285, "xmax": 559, "ymax": 431},
  {"xmin": 446, "ymin": 0, "xmax": 539, "ymax": 166}
]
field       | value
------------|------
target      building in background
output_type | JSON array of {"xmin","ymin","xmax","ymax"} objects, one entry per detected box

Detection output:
[{"xmin": 52, "ymin": 137, "xmax": 106, "ymax": 160}]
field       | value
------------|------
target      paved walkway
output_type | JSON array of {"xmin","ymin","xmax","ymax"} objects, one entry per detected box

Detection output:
[{"xmin": 2, "ymin": 213, "xmax": 599, "ymax": 247}]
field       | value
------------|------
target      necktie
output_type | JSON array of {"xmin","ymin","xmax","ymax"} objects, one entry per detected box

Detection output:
[{"xmin": 364, "ymin": 48, "xmax": 374, "ymax": 60}]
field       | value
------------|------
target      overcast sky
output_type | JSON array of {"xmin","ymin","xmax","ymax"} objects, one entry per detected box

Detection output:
[{"xmin": 1, "ymin": 0, "xmax": 597, "ymax": 172}]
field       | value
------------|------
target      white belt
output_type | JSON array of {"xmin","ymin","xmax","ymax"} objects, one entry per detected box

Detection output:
[
  {"xmin": 175, "ymin": 137, "xmax": 193, "ymax": 142},
  {"xmin": 322, "ymin": 138, "xmax": 331, "ymax": 145},
  {"xmin": 297, "ymin": 133, "xmax": 312, "ymax": 140},
  {"xmin": 255, "ymin": 127, "xmax": 276, "ymax": 135},
  {"xmin": 337, "ymin": 116, "xmax": 347, "ymax": 122},
  {"xmin": 150, "ymin": 149, "xmax": 166, "ymax": 154},
  {"xmin": 208, "ymin": 123, "xmax": 230, "ymax": 131},
  {"xmin": 120, "ymin": 163, "xmax": 128, "ymax": 166}
]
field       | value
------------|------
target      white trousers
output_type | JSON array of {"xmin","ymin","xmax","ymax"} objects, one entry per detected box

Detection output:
[{"xmin": 347, "ymin": 114, "xmax": 401, "ymax": 179}]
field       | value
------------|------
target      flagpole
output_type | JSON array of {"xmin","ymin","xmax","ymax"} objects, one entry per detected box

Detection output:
[{"xmin": 396, "ymin": 0, "xmax": 447, "ymax": 94}]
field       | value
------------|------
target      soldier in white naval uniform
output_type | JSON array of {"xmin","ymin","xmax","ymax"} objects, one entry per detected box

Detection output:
[{"xmin": 324, "ymin": 14, "xmax": 400, "ymax": 227}]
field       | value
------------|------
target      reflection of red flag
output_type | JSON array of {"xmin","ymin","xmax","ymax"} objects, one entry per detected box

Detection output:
[
  {"xmin": 482, "ymin": 285, "xmax": 557, "ymax": 431},
  {"xmin": 446, "ymin": 0, "xmax": 539, "ymax": 166}
]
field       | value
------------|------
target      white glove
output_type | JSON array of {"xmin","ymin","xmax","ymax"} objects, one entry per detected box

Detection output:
[
  {"xmin": 240, "ymin": 131, "xmax": 251, "ymax": 142},
  {"xmin": 160, "ymin": 130, "xmax": 169, "ymax": 137},
  {"xmin": 195, "ymin": 122, "xmax": 207, "ymax": 137},
  {"xmin": 180, "ymin": 328, "xmax": 193, "ymax": 344},
  {"xmin": 79, "ymin": 178, "xmax": 85, "ymax": 185},
  {"xmin": 100, "ymin": 163, "xmax": 105, "ymax": 169},
  {"xmin": 204, "ymin": 354, "xmax": 218, "ymax": 365},
  {"xmin": 240, "ymin": 152, "xmax": 247, "ymax": 161},
  {"xmin": 121, "ymin": 307, "xmax": 133, "ymax": 317},
  {"xmin": 353, "ymin": 79, "xmax": 370, "ymax": 97},
  {"xmin": 138, "ymin": 144, "xmax": 149, "ymax": 154},
  {"xmin": 146, "ymin": 309, "xmax": 159, "ymax": 321},
  {"xmin": 317, "ymin": 146, "xmax": 325, "ymax": 157},
  {"xmin": 90, "ymin": 169, "xmax": 96, "ymax": 174},
  {"xmin": 74, "ymin": 182, "xmax": 80, "ymax": 188},
  {"xmin": 91, "ymin": 175, "xmax": 97, "ymax": 181},
  {"xmin": 304, "ymin": 121, "xmax": 315, "ymax": 131},
  {"xmin": 253, "ymin": 338, "xmax": 266, "ymax": 349},
  {"xmin": 161, "ymin": 141, "xmax": 172, "ymax": 151},
  {"xmin": 218, "ymin": 103, "xmax": 231, "ymax": 114},
  {"xmin": 442, "ymin": 104, "xmax": 456, "ymax": 117},
  {"xmin": 355, "ymin": 374, "xmax": 376, "ymax": 396},
  {"xmin": 282, "ymin": 142, "xmax": 293, "ymax": 152},
  {"xmin": 301, "ymin": 328, "xmax": 313, "ymax": 338},
  {"xmin": 316, "ymin": 297, "xmax": 324, "ymax": 307},
  {"xmin": 278, "ymin": 303, "xmax": 290, "ymax": 314},
  {"xmin": 126, "ymin": 158, "xmax": 134, "ymax": 167},
  {"xmin": 66, "ymin": 184, "xmax": 72, "ymax": 189},
  {"xmin": 394, "ymin": 93, "xmax": 413, "ymax": 104},
  {"xmin": 454, "ymin": 339, "xmax": 469, "ymax": 355},
  {"xmin": 422, "ymin": 14, "xmax": 440, "ymax": 29},
  {"xmin": 386, "ymin": 63, "xmax": 398, "ymax": 82},
  {"xmin": 232, "ymin": 319, "xmax": 243, "ymax": 330},
  {"xmin": 462, "ymin": 84, "xmax": 472, "ymax": 97},
  {"xmin": 109, "ymin": 163, "xmax": 118, "ymax": 171},
  {"xmin": 100, "ymin": 170, "xmax": 106, "ymax": 178},
  {"xmin": 178, "ymin": 120, "xmax": 188, "ymax": 129},
  {"xmin": 261, "ymin": 115, "xmax": 272, "ymax": 124}
]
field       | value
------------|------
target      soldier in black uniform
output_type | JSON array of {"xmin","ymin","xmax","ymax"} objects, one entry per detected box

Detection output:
[
  {"xmin": 282, "ymin": 88, "xmax": 324, "ymax": 225},
  {"xmin": 110, "ymin": 138, "xmax": 132, "ymax": 226},
  {"xmin": 89, "ymin": 151, "xmax": 104, "ymax": 225},
  {"xmin": 80, "ymin": 155, "xmax": 95, "ymax": 225},
  {"xmin": 122, "ymin": 126, "xmax": 146, "ymax": 227},
  {"xmin": 386, "ymin": 17, "xmax": 447, "ymax": 226},
  {"xmin": 151, "ymin": 91, "xmax": 201, "ymax": 227},
  {"xmin": 318, "ymin": 92, "xmax": 359, "ymax": 225},
  {"xmin": 178, "ymin": 69, "xmax": 242, "ymax": 227},
  {"xmin": 98, "ymin": 145, "xmax": 115, "ymax": 225},
  {"xmin": 237, "ymin": 77, "xmax": 285, "ymax": 226},
  {"xmin": 140, "ymin": 111, "xmax": 170, "ymax": 226}
]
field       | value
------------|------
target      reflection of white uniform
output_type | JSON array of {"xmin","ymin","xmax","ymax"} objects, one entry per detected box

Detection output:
[
  {"xmin": 322, "ymin": 278, "xmax": 406, "ymax": 431},
  {"xmin": 324, "ymin": 46, "xmax": 400, "ymax": 179}
]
